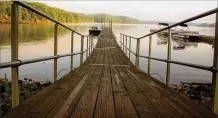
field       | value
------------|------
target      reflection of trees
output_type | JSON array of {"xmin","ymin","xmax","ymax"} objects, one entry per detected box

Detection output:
[
  {"xmin": 156, "ymin": 34, "xmax": 198, "ymax": 50},
  {"xmin": 0, "ymin": 24, "xmax": 69, "ymax": 46}
]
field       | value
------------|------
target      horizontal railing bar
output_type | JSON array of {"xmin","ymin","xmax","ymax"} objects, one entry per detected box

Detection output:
[
  {"xmin": 139, "ymin": 55, "xmax": 218, "ymax": 72},
  {"xmin": 82, "ymin": 43, "xmax": 94, "ymax": 53},
  {"xmin": 138, "ymin": 8, "xmax": 218, "ymax": 39},
  {"xmin": 120, "ymin": 33, "xmax": 138, "ymax": 39},
  {"xmin": 13, "ymin": 1, "xmax": 83, "ymax": 36},
  {"xmin": 0, "ymin": 52, "xmax": 82, "ymax": 69},
  {"xmin": 120, "ymin": 42, "xmax": 136, "ymax": 55}
]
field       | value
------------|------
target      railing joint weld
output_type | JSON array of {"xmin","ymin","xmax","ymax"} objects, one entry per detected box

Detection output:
[{"xmin": 16, "ymin": 59, "xmax": 22, "ymax": 66}]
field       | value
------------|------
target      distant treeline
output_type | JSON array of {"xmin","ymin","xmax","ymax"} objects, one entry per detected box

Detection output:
[{"xmin": 0, "ymin": 1, "xmax": 139, "ymax": 24}]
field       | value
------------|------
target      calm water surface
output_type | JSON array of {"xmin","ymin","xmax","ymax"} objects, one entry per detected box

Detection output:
[{"xmin": 0, "ymin": 23, "xmax": 215, "ymax": 84}]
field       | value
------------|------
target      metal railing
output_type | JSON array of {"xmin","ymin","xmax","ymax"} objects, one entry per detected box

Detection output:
[
  {"xmin": 120, "ymin": 7, "xmax": 218, "ymax": 114},
  {"xmin": 0, "ymin": 1, "xmax": 95, "ymax": 107}
]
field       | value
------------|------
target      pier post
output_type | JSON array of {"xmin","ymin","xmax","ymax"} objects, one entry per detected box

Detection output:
[
  {"xmin": 148, "ymin": 35, "xmax": 152, "ymax": 74},
  {"xmin": 86, "ymin": 36, "xmax": 89, "ymax": 58},
  {"xmin": 91, "ymin": 36, "xmax": 94, "ymax": 52},
  {"xmin": 212, "ymin": 11, "xmax": 218, "ymax": 114},
  {"xmin": 166, "ymin": 29, "xmax": 172, "ymax": 86},
  {"xmin": 89, "ymin": 36, "xmax": 90, "ymax": 54},
  {"xmin": 120, "ymin": 34, "xmax": 122, "ymax": 46},
  {"xmin": 11, "ymin": 3, "xmax": 19, "ymax": 107},
  {"xmin": 80, "ymin": 36, "xmax": 84, "ymax": 65},
  {"xmin": 125, "ymin": 36, "xmax": 128, "ymax": 54},
  {"xmin": 54, "ymin": 24, "xmax": 58, "ymax": 82},
  {"xmin": 71, "ymin": 31, "xmax": 74, "ymax": 71},
  {"xmin": 122, "ymin": 35, "xmax": 125, "ymax": 51},
  {"xmin": 135, "ymin": 39, "xmax": 140, "ymax": 68},
  {"xmin": 129, "ymin": 37, "xmax": 131, "ymax": 58}
]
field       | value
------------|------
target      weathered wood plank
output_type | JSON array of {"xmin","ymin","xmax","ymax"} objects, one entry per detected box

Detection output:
[
  {"xmin": 94, "ymin": 77, "xmax": 116, "ymax": 118},
  {"xmin": 114, "ymin": 91, "xmax": 139, "ymax": 118},
  {"xmin": 129, "ymin": 92, "xmax": 162, "ymax": 118},
  {"xmin": 70, "ymin": 84, "xmax": 99, "ymax": 118}
]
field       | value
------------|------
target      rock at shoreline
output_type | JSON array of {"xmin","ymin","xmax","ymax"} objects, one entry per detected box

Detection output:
[
  {"xmin": 0, "ymin": 78, "xmax": 52, "ymax": 117},
  {"xmin": 171, "ymin": 82, "xmax": 212, "ymax": 109}
]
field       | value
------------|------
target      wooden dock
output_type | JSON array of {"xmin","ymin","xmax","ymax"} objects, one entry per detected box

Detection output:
[{"xmin": 4, "ymin": 29, "xmax": 215, "ymax": 118}]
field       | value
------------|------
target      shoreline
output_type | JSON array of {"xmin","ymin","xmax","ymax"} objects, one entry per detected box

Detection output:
[{"xmin": 0, "ymin": 78, "xmax": 52, "ymax": 116}]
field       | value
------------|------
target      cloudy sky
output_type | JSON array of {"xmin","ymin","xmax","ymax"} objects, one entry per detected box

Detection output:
[{"xmin": 41, "ymin": 1, "xmax": 217, "ymax": 23}]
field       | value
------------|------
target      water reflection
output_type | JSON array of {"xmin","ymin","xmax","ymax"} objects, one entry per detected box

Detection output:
[
  {"xmin": 157, "ymin": 34, "xmax": 167, "ymax": 45},
  {"xmin": 0, "ymin": 23, "xmax": 215, "ymax": 84},
  {"xmin": 0, "ymin": 24, "xmax": 71, "ymax": 46},
  {"xmin": 157, "ymin": 34, "xmax": 198, "ymax": 50}
]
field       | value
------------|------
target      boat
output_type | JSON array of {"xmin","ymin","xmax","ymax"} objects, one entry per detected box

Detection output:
[
  {"xmin": 172, "ymin": 24, "xmax": 200, "ymax": 42},
  {"xmin": 157, "ymin": 23, "xmax": 169, "ymax": 36},
  {"xmin": 157, "ymin": 35, "xmax": 167, "ymax": 45},
  {"xmin": 89, "ymin": 26, "xmax": 101, "ymax": 36}
]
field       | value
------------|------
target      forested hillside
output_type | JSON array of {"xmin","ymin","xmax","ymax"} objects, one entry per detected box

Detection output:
[{"xmin": 0, "ymin": 1, "xmax": 139, "ymax": 24}]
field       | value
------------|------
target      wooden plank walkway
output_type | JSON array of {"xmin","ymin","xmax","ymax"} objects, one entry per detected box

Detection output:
[{"xmin": 4, "ymin": 28, "xmax": 215, "ymax": 118}]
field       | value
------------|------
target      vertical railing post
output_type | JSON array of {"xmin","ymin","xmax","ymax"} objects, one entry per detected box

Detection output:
[
  {"xmin": 120, "ymin": 34, "xmax": 122, "ymax": 49},
  {"xmin": 120, "ymin": 34, "xmax": 122, "ymax": 46},
  {"xmin": 129, "ymin": 37, "xmax": 131, "ymax": 58},
  {"xmin": 91, "ymin": 36, "xmax": 94, "ymax": 52},
  {"xmin": 70, "ymin": 31, "xmax": 74, "ymax": 71},
  {"xmin": 80, "ymin": 36, "xmax": 84, "ymax": 65},
  {"xmin": 11, "ymin": 3, "xmax": 19, "ymax": 108},
  {"xmin": 89, "ymin": 36, "xmax": 91, "ymax": 55},
  {"xmin": 135, "ymin": 39, "xmax": 140, "ymax": 68},
  {"xmin": 122, "ymin": 35, "xmax": 125, "ymax": 51},
  {"xmin": 125, "ymin": 36, "xmax": 127, "ymax": 54},
  {"xmin": 111, "ymin": 19, "xmax": 112, "ymax": 31},
  {"xmin": 148, "ymin": 36, "xmax": 152, "ymax": 74},
  {"xmin": 86, "ymin": 36, "xmax": 89, "ymax": 58},
  {"xmin": 212, "ymin": 11, "xmax": 218, "ymax": 114},
  {"xmin": 54, "ymin": 24, "xmax": 58, "ymax": 82},
  {"xmin": 166, "ymin": 29, "xmax": 172, "ymax": 86}
]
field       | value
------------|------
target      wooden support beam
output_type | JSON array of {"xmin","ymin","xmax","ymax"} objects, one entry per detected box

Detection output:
[
  {"xmin": 71, "ymin": 31, "xmax": 74, "ymax": 71},
  {"xmin": 166, "ymin": 29, "xmax": 172, "ymax": 86},
  {"xmin": 11, "ymin": 3, "xmax": 19, "ymax": 108},
  {"xmin": 54, "ymin": 24, "xmax": 58, "ymax": 82}
]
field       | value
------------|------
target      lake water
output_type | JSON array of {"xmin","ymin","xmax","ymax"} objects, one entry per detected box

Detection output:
[{"xmin": 0, "ymin": 23, "xmax": 215, "ymax": 84}]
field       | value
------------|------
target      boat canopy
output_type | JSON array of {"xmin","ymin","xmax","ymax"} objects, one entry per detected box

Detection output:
[
  {"xmin": 158, "ymin": 23, "xmax": 169, "ymax": 26},
  {"xmin": 179, "ymin": 23, "xmax": 188, "ymax": 27}
]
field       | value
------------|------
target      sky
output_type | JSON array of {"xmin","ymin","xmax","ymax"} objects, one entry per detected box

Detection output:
[{"xmin": 40, "ymin": 1, "xmax": 217, "ymax": 23}]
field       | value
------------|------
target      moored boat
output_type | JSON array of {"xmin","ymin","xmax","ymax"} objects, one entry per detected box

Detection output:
[
  {"xmin": 89, "ymin": 26, "xmax": 101, "ymax": 36},
  {"xmin": 157, "ymin": 23, "xmax": 169, "ymax": 36},
  {"xmin": 172, "ymin": 24, "xmax": 200, "ymax": 42}
]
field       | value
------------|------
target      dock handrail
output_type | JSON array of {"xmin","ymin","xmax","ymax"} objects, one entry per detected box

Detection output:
[
  {"xmin": 0, "ymin": 1, "xmax": 96, "ymax": 107},
  {"xmin": 120, "ymin": 7, "xmax": 218, "ymax": 114}
]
